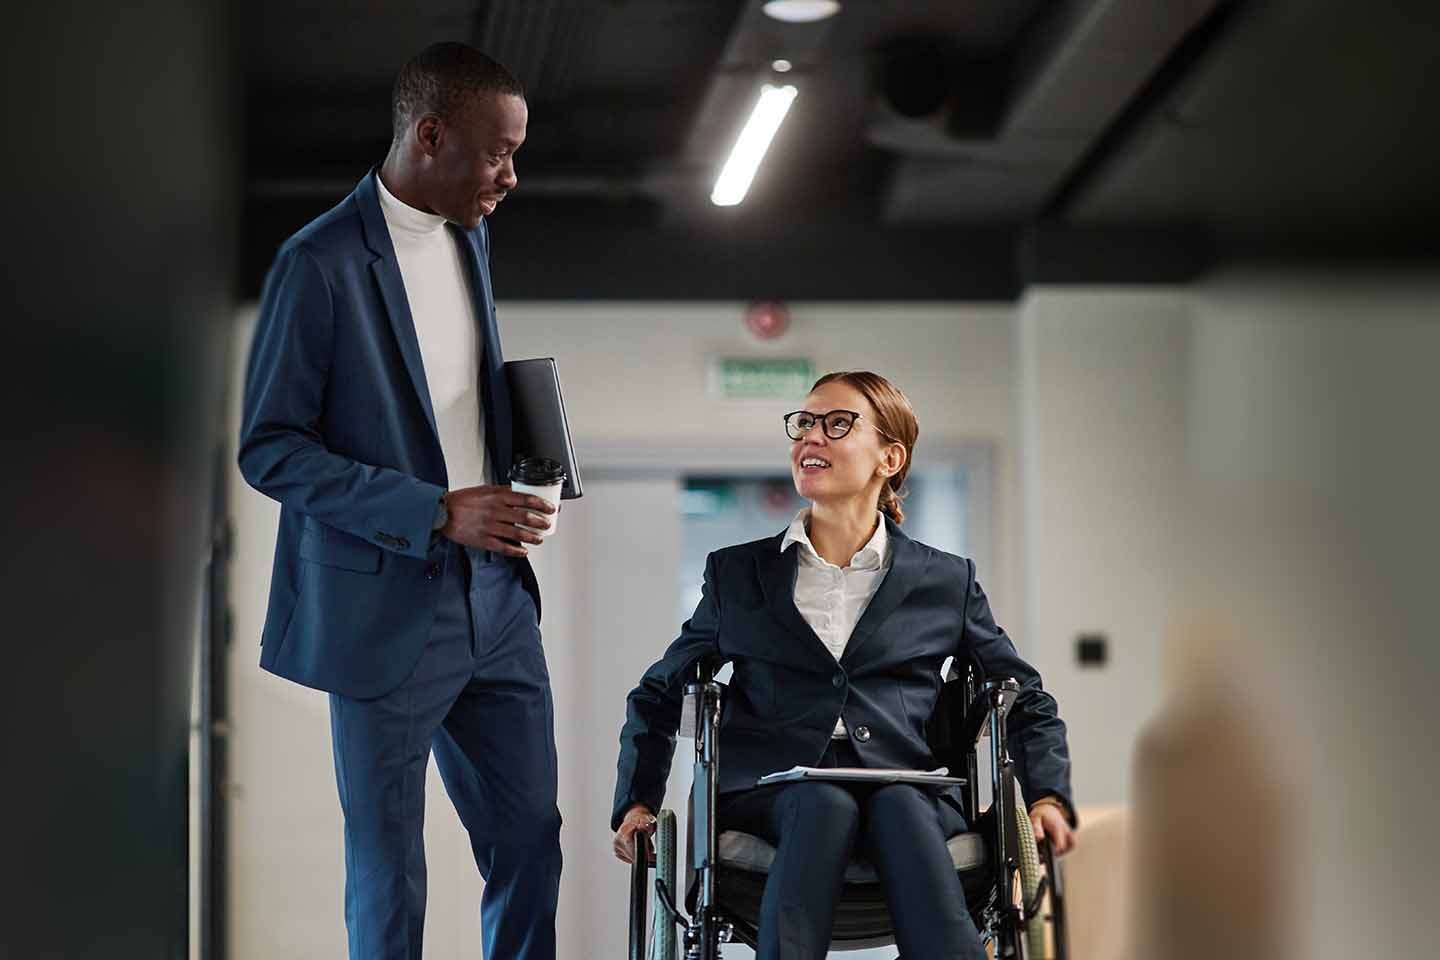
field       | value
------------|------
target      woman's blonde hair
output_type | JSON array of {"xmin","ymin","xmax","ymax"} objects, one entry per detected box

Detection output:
[{"xmin": 811, "ymin": 370, "xmax": 919, "ymax": 524}]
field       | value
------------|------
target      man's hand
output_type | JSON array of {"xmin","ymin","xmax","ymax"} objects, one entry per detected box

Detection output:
[
  {"xmin": 612, "ymin": 803, "xmax": 657, "ymax": 865},
  {"xmin": 1029, "ymin": 801, "xmax": 1076, "ymax": 856},
  {"xmin": 440, "ymin": 485, "xmax": 558, "ymax": 556}
]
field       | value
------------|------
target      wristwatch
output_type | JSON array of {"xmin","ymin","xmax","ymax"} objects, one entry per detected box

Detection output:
[{"xmin": 432, "ymin": 495, "xmax": 449, "ymax": 531}]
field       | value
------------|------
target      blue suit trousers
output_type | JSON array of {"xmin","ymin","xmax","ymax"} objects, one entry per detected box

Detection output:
[
  {"xmin": 328, "ymin": 539, "xmax": 562, "ymax": 960},
  {"xmin": 717, "ymin": 739, "xmax": 985, "ymax": 960}
]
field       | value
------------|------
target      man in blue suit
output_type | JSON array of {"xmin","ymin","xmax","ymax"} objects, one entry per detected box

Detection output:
[{"xmin": 238, "ymin": 43, "xmax": 562, "ymax": 960}]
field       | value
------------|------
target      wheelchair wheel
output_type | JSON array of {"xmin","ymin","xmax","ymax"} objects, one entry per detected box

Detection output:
[
  {"xmin": 648, "ymin": 810, "xmax": 679, "ymax": 960},
  {"xmin": 1013, "ymin": 788, "xmax": 1048, "ymax": 959}
]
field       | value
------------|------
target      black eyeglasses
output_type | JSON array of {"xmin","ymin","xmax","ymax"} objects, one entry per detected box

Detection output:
[{"xmin": 784, "ymin": 409, "xmax": 893, "ymax": 442}]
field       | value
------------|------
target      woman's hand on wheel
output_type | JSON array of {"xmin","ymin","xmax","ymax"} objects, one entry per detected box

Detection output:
[
  {"xmin": 612, "ymin": 803, "xmax": 658, "ymax": 865},
  {"xmin": 1029, "ymin": 801, "xmax": 1076, "ymax": 856}
]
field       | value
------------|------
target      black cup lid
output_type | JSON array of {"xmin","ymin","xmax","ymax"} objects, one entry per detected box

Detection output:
[{"xmin": 510, "ymin": 456, "xmax": 566, "ymax": 485}]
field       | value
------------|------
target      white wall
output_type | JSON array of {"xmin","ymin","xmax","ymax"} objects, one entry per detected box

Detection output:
[
  {"xmin": 1017, "ymin": 288, "xmax": 1189, "ymax": 806},
  {"xmin": 498, "ymin": 302, "xmax": 1021, "ymax": 610}
]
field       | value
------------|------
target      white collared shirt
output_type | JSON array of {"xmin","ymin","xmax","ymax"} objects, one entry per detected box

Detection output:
[{"xmin": 780, "ymin": 509, "xmax": 892, "ymax": 738}]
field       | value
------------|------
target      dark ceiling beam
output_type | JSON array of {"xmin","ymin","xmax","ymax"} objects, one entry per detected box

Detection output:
[
  {"xmin": 1018, "ymin": 223, "xmax": 1214, "ymax": 285},
  {"xmin": 490, "ymin": 217, "xmax": 1019, "ymax": 301},
  {"xmin": 1004, "ymin": 0, "xmax": 1221, "ymax": 134},
  {"xmin": 877, "ymin": 0, "xmax": 1224, "ymax": 224},
  {"xmin": 246, "ymin": 202, "xmax": 1432, "ymax": 301},
  {"xmin": 246, "ymin": 162, "xmax": 708, "ymax": 204},
  {"xmin": 1039, "ymin": 0, "xmax": 1245, "ymax": 220},
  {"xmin": 1013, "ymin": 221, "xmax": 1440, "ymax": 288}
]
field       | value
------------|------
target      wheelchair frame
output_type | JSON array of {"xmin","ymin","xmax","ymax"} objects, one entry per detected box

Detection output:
[{"xmin": 629, "ymin": 661, "xmax": 1069, "ymax": 960}]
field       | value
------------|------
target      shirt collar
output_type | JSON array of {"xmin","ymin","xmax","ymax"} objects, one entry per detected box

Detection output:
[
  {"xmin": 780, "ymin": 508, "xmax": 890, "ymax": 571},
  {"xmin": 376, "ymin": 172, "xmax": 448, "ymax": 238}
]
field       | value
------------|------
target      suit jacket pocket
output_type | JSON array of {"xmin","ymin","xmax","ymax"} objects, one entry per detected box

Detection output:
[{"xmin": 300, "ymin": 524, "xmax": 383, "ymax": 573}]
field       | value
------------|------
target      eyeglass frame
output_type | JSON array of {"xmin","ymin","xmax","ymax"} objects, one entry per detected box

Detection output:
[{"xmin": 782, "ymin": 409, "xmax": 900, "ymax": 444}]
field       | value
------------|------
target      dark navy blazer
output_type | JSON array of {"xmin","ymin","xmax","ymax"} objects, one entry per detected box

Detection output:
[
  {"xmin": 612, "ymin": 519, "xmax": 1074, "ymax": 830},
  {"xmin": 238, "ymin": 170, "xmax": 538, "ymax": 699}
]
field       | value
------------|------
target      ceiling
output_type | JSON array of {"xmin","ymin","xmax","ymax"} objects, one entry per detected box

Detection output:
[{"xmin": 242, "ymin": 0, "xmax": 1440, "ymax": 300}]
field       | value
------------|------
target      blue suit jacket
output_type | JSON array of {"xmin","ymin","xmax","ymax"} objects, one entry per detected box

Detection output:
[
  {"xmin": 238, "ymin": 170, "xmax": 539, "ymax": 699},
  {"xmin": 611, "ymin": 520, "xmax": 1074, "ymax": 830}
]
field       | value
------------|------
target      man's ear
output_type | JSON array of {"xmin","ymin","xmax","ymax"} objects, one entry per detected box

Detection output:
[{"xmin": 415, "ymin": 115, "xmax": 444, "ymax": 156}]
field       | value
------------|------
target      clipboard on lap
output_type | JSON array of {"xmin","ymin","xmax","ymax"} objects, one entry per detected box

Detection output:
[{"xmin": 756, "ymin": 766, "xmax": 965, "ymax": 789}]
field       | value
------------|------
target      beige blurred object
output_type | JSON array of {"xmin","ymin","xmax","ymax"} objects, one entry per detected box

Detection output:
[
  {"xmin": 1060, "ymin": 805, "xmax": 1130, "ymax": 960},
  {"xmin": 1126, "ymin": 616, "xmax": 1296, "ymax": 960}
]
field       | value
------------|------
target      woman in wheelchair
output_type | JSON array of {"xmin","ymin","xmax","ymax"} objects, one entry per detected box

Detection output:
[{"xmin": 611, "ymin": 371, "xmax": 1076, "ymax": 960}]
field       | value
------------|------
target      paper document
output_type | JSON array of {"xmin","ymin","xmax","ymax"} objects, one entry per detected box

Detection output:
[{"xmin": 756, "ymin": 765, "xmax": 964, "ymax": 788}]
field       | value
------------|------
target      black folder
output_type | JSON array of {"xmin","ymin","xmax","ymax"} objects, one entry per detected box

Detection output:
[{"xmin": 503, "ymin": 357, "xmax": 584, "ymax": 500}]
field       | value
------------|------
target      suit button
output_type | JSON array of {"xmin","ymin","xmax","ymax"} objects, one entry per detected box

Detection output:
[
  {"xmin": 832, "ymin": 671, "xmax": 845, "ymax": 688},
  {"xmin": 424, "ymin": 562, "xmax": 441, "ymax": 580},
  {"xmin": 854, "ymin": 725, "xmax": 871, "ymax": 742}
]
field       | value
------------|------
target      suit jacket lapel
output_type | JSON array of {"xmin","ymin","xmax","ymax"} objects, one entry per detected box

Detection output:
[
  {"xmin": 755, "ymin": 537, "xmax": 836, "ymax": 666},
  {"xmin": 843, "ymin": 518, "xmax": 928, "ymax": 663},
  {"xmin": 452, "ymin": 223, "xmax": 513, "ymax": 482},
  {"xmin": 356, "ymin": 171, "xmax": 441, "ymax": 453}
]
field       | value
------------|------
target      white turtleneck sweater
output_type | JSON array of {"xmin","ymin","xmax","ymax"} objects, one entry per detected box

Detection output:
[{"xmin": 376, "ymin": 174, "xmax": 488, "ymax": 489}]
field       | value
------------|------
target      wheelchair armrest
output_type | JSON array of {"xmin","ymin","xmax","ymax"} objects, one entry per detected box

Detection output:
[
  {"xmin": 677, "ymin": 659, "xmax": 726, "ymax": 739},
  {"xmin": 678, "ymin": 681, "xmax": 726, "ymax": 739},
  {"xmin": 957, "ymin": 678, "xmax": 1019, "ymax": 746}
]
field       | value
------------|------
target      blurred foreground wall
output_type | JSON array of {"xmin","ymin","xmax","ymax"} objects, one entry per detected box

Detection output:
[
  {"xmin": 1, "ymin": 3, "xmax": 236, "ymax": 958},
  {"xmin": 1022, "ymin": 268, "xmax": 1439, "ymax": 959}
]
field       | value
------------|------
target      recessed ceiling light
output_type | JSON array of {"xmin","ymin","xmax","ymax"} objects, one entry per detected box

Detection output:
[
  {"xmin": 762, "ymin": 1, "xmax": 841, "ymax": 24},
  {"xmin": 772, "ymin": 59, "xmax": 793, "ymax": 73}
]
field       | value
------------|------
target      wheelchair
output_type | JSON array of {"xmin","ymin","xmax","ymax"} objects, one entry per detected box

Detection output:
[{"xmin": 626, "ymin": 660, "xmax": 1069, "ymax": 960}]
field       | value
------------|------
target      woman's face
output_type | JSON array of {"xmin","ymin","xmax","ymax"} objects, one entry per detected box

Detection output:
[{"xmin": 789, "ymin": 381, "xmax": 895, "ymax": 507}]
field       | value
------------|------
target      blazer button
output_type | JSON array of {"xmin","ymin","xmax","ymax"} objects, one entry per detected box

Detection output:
[
  {"xmin": 832, "ymin": 671, "xmax": 845, "ymax": 688},
  {"xmin": 853, "ymin": 725, "xmax": 872, "ymax": 742},
  {"xmin": 424, "ymin": 562, "xmax": 441, "ymax": 580}
]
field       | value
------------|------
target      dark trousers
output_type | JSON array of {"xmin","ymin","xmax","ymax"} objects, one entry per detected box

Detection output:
[
  {"xmin": 327, "ymin": 539, "xmax": 562, "ymax": 960},
  {"xmin": 717, "ymin": 739, "xmax": 986, "ymax": 960}
]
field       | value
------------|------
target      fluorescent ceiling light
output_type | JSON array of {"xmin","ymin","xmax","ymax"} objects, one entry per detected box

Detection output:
[
  {"xmin": 762, "ymin": 0, "xmax": 841, "ymax": 23},
  {"xmin": 711, "ymin": 84, "xmax": 798, "ymax": 207}
]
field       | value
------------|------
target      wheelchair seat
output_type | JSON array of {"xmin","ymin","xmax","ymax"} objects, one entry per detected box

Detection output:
[
  {"xmin": 701, "ymin": 820, "xmax": 997, "ymax": 949},
  {"xmin": 716, "ymin": 826, "xmax": 988, "ymax": 882}
]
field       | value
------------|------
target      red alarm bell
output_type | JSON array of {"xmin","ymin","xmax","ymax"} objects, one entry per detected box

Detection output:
[{"xmin": 745, "ymin": 300, "xmax": 790, "ymax": 341}]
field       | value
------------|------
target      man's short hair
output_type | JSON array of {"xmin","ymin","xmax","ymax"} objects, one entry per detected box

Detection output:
[{"xmin": 391, "ymin": 42, "xmax": 524, "ymax": 143}]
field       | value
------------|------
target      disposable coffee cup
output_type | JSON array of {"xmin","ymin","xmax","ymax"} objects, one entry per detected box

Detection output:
[{"xmin": 509, "ymin": 456, "xmax": 566, "ymax": 538}]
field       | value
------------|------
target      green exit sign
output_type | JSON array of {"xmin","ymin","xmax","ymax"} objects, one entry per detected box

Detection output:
[{"xmin": 712, "ymin": 357, "xmax": 815, "ymax": 401}]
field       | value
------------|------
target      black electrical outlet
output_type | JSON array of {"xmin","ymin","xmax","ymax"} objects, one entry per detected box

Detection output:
[{"xmin": 1076, "ymin": 633, "xmax": 1108, "ymax": 667}]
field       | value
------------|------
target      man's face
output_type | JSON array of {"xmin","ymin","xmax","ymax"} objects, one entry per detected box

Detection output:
[{"xmin": 424, "ymin": 92, "xmax": 527, "ymax": 229}]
